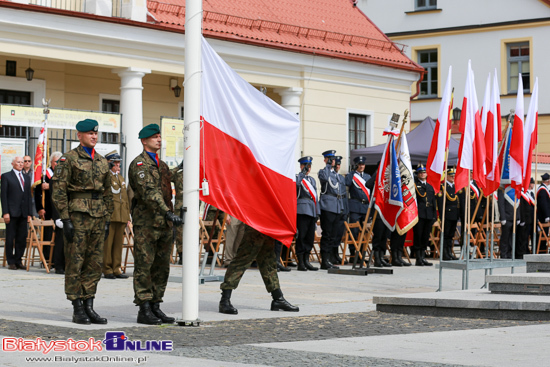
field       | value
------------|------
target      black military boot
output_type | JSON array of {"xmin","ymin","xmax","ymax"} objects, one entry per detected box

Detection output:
[
  {"xmin": 332, "ymin": 248, "xmax": 343, "ymax": 265},
  {"xmin": 137, "ymin": 301, "xmax": 162, "ymax": 325},
  {"xmin": 373, "ymin": 250, "xmax": 383, "ymax": 267},
  {"xmin": 399, "ymin": 250, "xmax": 411, "ymax": 266},
  {"xmin": 391, "ymin": 250, "xmax": 403, "ymax": 266},
  {"xmin": 297, "ymin": 253, "xmax": 307, "ymax": 271},
  {"xmin": 304, "ymin": 252, "xmax": 318, "ymax": 271},
  {"xmin": 442, "ymin": 246, "xmax": 452, "ymax": 261},
  {"xmin": 379, "ymin": 250, "xmax": 392, "ymax": 267},
  {"xmin": 71, "ymin": 299, "xmax": 91, "ymax": 325},
  {"xmin": 178, "ymin": 252, "xmax": 182, "ymax": 265},
  {"xmin": 277, "ymin": 260, "xmax": 291, "ymax": 272},
  {"xmin": 219, "ymin": 289, "xmax": 238, "ymax": 314},
  {"xmin": 320, "ymin": 251, "xmax": 338, "ymax": 270},
  {"xmin": 83, "ymin": 298, "xmax": 107, "ymax": 324},
  {"xmin": 151, "ymin": 302, "xmax": 175, "ymax": 323},
  {"xmin": 270, "ymin": 289, "xmax": 299, "ymax": 312},
  {"xmin": 421, "ymin": 250, "xmax": 433, "ymax": 266},
  {"xmin": 415, "ymin": 250, "xmax": 425, "ymax": 266}
]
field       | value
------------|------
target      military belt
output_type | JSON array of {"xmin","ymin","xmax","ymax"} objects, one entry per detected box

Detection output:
[
  {"xmin": 324, "ymin": 193, "xmax": 343, "ymax": 199},
  {"xmin": 352, "ymin": 198, "xmax": 368, "ymax": 204},
  {"xmin": 70, "ymin": 192, "xmax": 102, "ymax": 200}
]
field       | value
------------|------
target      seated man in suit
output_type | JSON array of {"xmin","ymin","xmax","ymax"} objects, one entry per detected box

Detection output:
[{"xmin": 1, "ymin": 156, "xmax": 33, "ymax": 270}]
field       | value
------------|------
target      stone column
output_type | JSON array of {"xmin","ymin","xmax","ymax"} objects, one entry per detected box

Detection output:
[
  {"xmin": 274, "ymin": 87, "xmax": 303, "ymax": 169},
  {"xmin": 112, "ymin": 67, "xmax": 151, "ymax": 174}
]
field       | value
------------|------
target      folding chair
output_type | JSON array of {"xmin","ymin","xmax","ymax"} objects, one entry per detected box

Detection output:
[
  {"xmin": 26, "ymin": 218, "xmax": 55, "ymax": 273},
  {"xmin": 283, "ymin": 239, "xmax": 298, "ymax": 267},
  {"xmin": 121, "ymin": 224, "xmax": 135, "ymax": 274},
  {"xmin": 428, "ymin": 221, "xmax": 441, "ymax": 259},
  {"xmin": 342, "ymin": 222, "xmax": 362, "ymax": 264},
  {"xmin": 537, "ymin": 222, "xmax": 550, "ymax": 254}
]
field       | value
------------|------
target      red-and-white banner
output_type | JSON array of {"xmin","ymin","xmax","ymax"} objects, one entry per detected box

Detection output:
[
  {"xmin": 353, "ymin": 172, "xmax": 370, "ymax": 201},
  {"xmin": 199, "ymin": 37, "xmax": 299, "ymax": 246},
  {"xmin": 32, "ymin": 119, "xmax": 47, "ymax": 188},
  {"xmin": 396, "ymin": 132, "xmax": 418, "ymax": 235},
  {"xmin": 522, "ymin": 77, "xmax": 538, "ymax": 191},
  {"xmin": 427, "ymin": 66, "xmax": 452, "ymax": 194},
  {"xmin": 301, "ymin": 178, "xmax": 317, "ymax": 205},
  {"xmin": 456, "ymin": 61, "xmax": 486, "ymax": 192},
  {"xmin": 509, "ymin": 74, "xmax": 525, "ymax": 194}
]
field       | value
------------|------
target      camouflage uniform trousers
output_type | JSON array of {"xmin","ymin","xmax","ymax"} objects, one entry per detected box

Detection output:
[
  {"xmin": 220, "ymin": 226, "xmax": 280, "ymax": 293},
  {"xmin": 174, "ymin": 224, "xmax": 183, "ymax": 254},
  {"xmin": 64, "ymin": 212, "xmax": 106, "ymax": 301},
  {"xmin": 133, "ymin": 225, "xmax": 172, "ymax": 305}
]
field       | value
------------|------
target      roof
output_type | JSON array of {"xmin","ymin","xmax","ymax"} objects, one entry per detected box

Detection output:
[{"xmin": 147, "ymin": 0, "xmax": 423, "ymax": 72}]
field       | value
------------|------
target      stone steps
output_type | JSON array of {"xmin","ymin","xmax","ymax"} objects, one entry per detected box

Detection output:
[
  {"xmin": 524, "ymin": 254, "xmax": 550, "ymax": 273},
  {"xmin": 487, "ymin": 273, "xmax": 550, "ymax": 295}
]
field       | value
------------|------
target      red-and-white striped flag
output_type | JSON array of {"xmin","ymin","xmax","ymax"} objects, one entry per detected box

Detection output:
[
  {"xmin": 199, "ymin": 37, "xmax": 299, "ymax": 246},
  {"xmin": 455, "ymin": 61, "xmax": 486, "ymax": 192},
  {"xmin": 427, "ymin": 66, "xmax": 452, "ymax": 194},
  {"xmin": 509, "ymin": 74, "xmax": 525, "ymax": 193},
  {"xmin": 522, "ymin": 77, "xmax": 538, "ymax": 190},
  {"xmin": 484, "ymin": 70, "xmax": 501, "ymax": 195}
]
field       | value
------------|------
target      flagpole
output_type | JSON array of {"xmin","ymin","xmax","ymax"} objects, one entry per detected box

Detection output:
[
  {"xmin": 180, "ymin": 0, "xmax": 202, "ymax": 325},
  {"xmin": 437, "ymin": 150, "xmax": 449, "ymax": 292},
  {"xmin": 534, "ymin": 144, "xmax": 538, "ymax": 254},
  {"xmin": 463, "ymin": 170, "xmax": 471, "ymax": 289},
  {"xmin": 41, "ymin": 99, "xmax": 50, "ymax": 216},
  {"xmin": 512, "ymin": 195, "xmax": 518, "ymax": 274}
]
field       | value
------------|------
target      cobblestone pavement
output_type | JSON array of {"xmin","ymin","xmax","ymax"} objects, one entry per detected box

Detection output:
[{"xmin": 1, "ymin": 312, "xmax": 544, "ymax": 366}]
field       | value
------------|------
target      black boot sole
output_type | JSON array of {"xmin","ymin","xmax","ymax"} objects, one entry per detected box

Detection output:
[
  {"xmin": 219, "ymin": 307, "xmax": 238, "ymax": 315},
  {"xmin": 72, "ymin": 316, "xmax": 91, "ymax": 325}
]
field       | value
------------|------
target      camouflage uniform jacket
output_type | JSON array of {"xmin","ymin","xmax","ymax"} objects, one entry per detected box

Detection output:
[
  {"xmin": 52, "ymin": 145, "xmax": 113, "ymax": 220},
  {"xmin": 170, "ymin": 166, "xmax": 183, "ymax": 212},
  {"xmin": 129, "ymin": 150, "xmax": 174, "ymax": 228}
]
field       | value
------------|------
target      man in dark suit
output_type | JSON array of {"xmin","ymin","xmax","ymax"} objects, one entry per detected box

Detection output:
[
  {"xmin": 413, "ymin": 165, "xmax": 437, "ymax": 266},
  {"xmin": 1, "ymin": 156, "xmax": 33, "ymax": 270},
  {"xmin": 35, "ymin": 151, "xmax": 65, "ymax": 274}
]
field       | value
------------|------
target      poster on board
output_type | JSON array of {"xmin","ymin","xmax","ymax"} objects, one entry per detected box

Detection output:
[
  {"xmin": 160, "ymin": 117, "xmax": 184, "ymax": 169},
  {"xmin": 0, "ymin": 138, "xmax": 26, "ymax": 176}
]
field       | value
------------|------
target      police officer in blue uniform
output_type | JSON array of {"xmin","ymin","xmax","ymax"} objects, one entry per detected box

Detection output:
[
  {"xmin": 318, "ymin": 150, "xmax": 343, "ymax": 270},
  {"xmin": 333, "ymin": 156, "xmax": 347, "ymax": 265},
  {"xmin": 345, "ymin": 156, "xmax": 371, "ymax": 259},
  {"xmin": 296, "ymin": 156, "xmax": 320, "ymax": 271}
]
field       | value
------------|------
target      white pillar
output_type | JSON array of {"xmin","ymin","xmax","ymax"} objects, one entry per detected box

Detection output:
[
  {"xmin": 112, "ymin": 67, "xmax": 151, "ymax": 174},
  {"xmin": 274, "ymin": 87, "xmax": 303, "ymax": 170}
]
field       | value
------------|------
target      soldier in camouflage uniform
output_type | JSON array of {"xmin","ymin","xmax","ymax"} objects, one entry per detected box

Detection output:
[
  {"xmin": 219, "ymin": 224, "xmax": 299, "ymax": 315},
  {"xmin": 51, "ymin": 119, "xmax": 113, "ymax": 325},
  {"xmin": 170, "ymin": 161, "xmax": 183, "ymax": 264},
  {"xmin": 128, "ymin": 124, "xmax": 183, "ymax": 325}
]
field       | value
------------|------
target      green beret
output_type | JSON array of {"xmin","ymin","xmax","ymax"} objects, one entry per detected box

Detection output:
[
  {"xmin": 76, "ymin": 119, "xmax": 99, "ymax": 132},
  {"xmin": 138, "ymin": 124, "xmax": 161, "ymax": 139}
]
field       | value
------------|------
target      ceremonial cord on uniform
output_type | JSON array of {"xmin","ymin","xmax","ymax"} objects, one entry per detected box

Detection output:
[
  {"xmin": 415, "ymin": 184, "xmax": 427, "ymax": 198},
  {"xmin": 446, "ymin": 191, "xmax": 457, "ymax": 201}
]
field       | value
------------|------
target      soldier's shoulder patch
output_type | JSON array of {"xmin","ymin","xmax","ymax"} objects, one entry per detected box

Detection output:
[
  {"xmin": 137, "ymin": 161, "xmax": 143, "ymax": 166},
  {"xmin": 138, "ymin": 171, "xmax": 145, "ymax": 179},
  {"xmin": 60, "ymin": 157, "xmax": 66, "ymax": 162}
]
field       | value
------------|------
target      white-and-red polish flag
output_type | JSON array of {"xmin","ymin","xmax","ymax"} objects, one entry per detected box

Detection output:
[
  {"xmin": 522, "ymin": 77, "xmax": 538, "ymax": 191},
  {"xmin": 455, "ymin": 61, "xmax": 486, "ymax": 192},
  {"xmin": 199, "ymin": 37, "xmax": 299, "ymax": 246},
  {"xmin": 509, "ymin": 74, "xmax": 525, "ymax": 193},
  {"xmin": 32, "ymin": 119, "xmax": 47, "ymax": 188},
  {"xmin": 396, "ymin": 132, "xmax": 418, "ymax": 235},
  {"xmin": 484, "ymin": 71, "xmax": 502, "ymax": 195},
  {"xmin": 427, "ymin": 66, "xmax": 452, "ymax": 194}
]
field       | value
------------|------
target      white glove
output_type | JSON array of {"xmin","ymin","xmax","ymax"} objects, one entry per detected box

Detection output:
[
  {"xmin": 519, "ymin": 222, "xmax": 525, "ymax": 227},
  {"xmin": 517, "ymin": 220, "xmax": 521, "ymax": 225},
  {"xmin": 546, "ymin": 217, "xmax": 550, "ymax": 223},
  {"xmin": 501, "ymin": 220, "xmax": 506, "ymax": 226},
  {"xmin": 55, "ymin": 219, "xmax": 63, "ymax": 229}
]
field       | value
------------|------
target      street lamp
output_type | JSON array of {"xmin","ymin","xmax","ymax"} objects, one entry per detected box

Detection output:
[{"xmin": 25, "ymin": 60, "xmax": 34, "ymax": 81}]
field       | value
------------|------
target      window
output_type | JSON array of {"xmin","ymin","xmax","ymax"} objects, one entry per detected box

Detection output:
[
  {"xmin": 102, "ymin": 99, "xmax": 120, "ymax": 113},
  {"xmin": 349, "ymin": 114, "xmax": 367, "ymax": 152},
  {"xmin": 507, "ymin": 42, "xmax": 530, "ymax": 93},
  {"xmin": 418, "ymin": 49, "xmax": 438, "ymax": 98},
  {"xmin": 0, "ymin": 89, "xmax": 31, "ymax": 105},
  {"xmin": 415, "ymin": 0, "xmax": 437, "ymax": 11}
]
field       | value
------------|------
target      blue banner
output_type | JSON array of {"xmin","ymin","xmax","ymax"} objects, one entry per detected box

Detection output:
[{"xmin": 388, "ymin": 139, "xmax": 403, "ymax": 206}]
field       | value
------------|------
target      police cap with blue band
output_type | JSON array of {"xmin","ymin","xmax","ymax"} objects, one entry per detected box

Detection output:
[{"xmin": 298, "ymin": 156, "xmax": 313, "ymax": 165}]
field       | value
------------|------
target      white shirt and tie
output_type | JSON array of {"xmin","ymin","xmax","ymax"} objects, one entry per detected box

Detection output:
[{"xmin": 12, "ymin": 169, "xmax": 25, "ymax": 191}]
